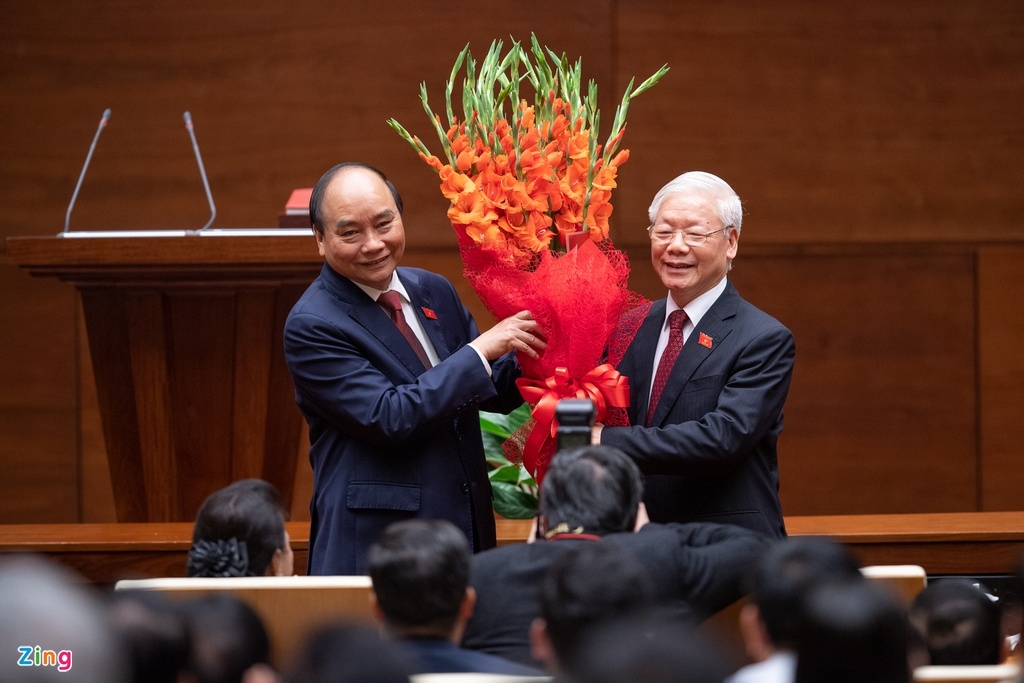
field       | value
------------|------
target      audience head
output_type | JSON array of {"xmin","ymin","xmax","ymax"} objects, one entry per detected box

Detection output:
[
  {"xmin": 284, "ymin": 622, "xmax": 414, "ymax": 683},
  {"xmin": 743, "ymin": 535, "xmax": 863, "ymax": 655},
  {"xmin": 539, "ymin": 444, "xmax": 644, "ymax": 538},
  {"xmin": 795, "ymin": 578, "xmax": 911, "ymax": 683},
  {"xmin": 570, "ymin": 612, "xmax": 735, "ymax": 683},
  {"xmin": 179, "ymin": 593, "xmax": 275, "ymax": 683},
  {"xmin": 367, "ymin": 518, "xmax": 471, "ymax": 640},
  {"xmin": 189, "ymin": 478, "xmax": 293, "ymax": 577},
  {"xmin": 0, "ymin": 555, "xmax": 127, "ymax": 683},
  {"xmin": 908, "ymin": 578, "xmax": 1004, "ymax": 665},
  {"xmin": 107, "ymin": 589, "xmax": 190, "ymax": 683},
  {"xmin": 533, "ymin": 541, "xmax": 655, "ymax": 674}
]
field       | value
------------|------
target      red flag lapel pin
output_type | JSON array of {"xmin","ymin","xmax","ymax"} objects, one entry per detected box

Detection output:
[
  {"xmin": 698, "ymin": 332, "xmax": 713, "ymax": 349},
  {"xmin": 421, "ymin": 307, "xmax": 438, "ymax": 320}
]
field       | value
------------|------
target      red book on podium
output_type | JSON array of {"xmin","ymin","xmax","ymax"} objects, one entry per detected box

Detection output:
[{"xmin": 279, "ymin": 188, "xmax": 312, "ymax": 228}]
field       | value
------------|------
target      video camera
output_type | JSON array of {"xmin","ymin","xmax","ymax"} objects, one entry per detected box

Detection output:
[{"xmin": 554, "ymin": 398, "xmax": 597, "ymax": 451}]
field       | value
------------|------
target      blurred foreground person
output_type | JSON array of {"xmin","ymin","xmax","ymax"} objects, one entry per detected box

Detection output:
[
  {"xmin": 180, "ymin": 593, "xmax": 279, "ymax": 683},
  {"xmin": 795, "ymin": 579, "xmax": 911, "ymax": 683},
  {"xmin": 729, "ymin": 535, "xmax": 863, "ymax": 683},
  {"xmin": 0, "ymin": 555, "xmax": 127, "ymax": 683},
  {"xmin": 284, "ymin": 622, "xmax": 414, "ymax": 683},
  {"xmin": 908, "ymin": 578, "xmax": 1006, "ymax": 665}
]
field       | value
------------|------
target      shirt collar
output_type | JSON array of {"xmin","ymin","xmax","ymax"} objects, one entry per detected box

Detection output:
[
  {"xmin": 354, "ymin": 273, "xmax": 411, "ymax": 304},
  {"xmin": 665, "ymin": 276, "xmax": 727, "ymax": 330}
]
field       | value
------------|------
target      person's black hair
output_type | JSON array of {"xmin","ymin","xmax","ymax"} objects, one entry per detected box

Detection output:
[
  {"xmin": 107, "ymin": 590, "xmax": 190, "ymax": 683},
  {"xmin": 179, "ymin": 594, "xmax": 271, "ymax": 683},
  {"xmin": 908, "ymin": 578, "xmax": 1002, "ymax": 665},
  {"xmin": 539, "ymin": 445, "xmax": 644, "ymax": 537},
  {"xmin": 367, "ymin": 518, "xmax": 469, "ymax": 635},
  {"xmin": 571, "ymin": 612, "xmax": 735, "ymax": 683},
  {"xmin": 746, "ymin": 535, "xmax": 863, "ymax": 649},
  {"xmin": 309, "ymin": 162, "xmax": 404, "ymax": 233},
  {"xmin": 539, "ymin": 541, "xmax": 655, "ymax": 673},
  {"xmin": 795, "ymin": 579, "xmax": 911, "ymax": 683},
  {"xmin": 188, "ymin": 478, "xmax": 288, "ymax": 577},
  {"xmin": 284, "ymin": 622, "xmax": 414, "ymax": 683}
]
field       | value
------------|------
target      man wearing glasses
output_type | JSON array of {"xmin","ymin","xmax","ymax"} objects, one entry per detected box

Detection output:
[{"xmin": 594, "ymin": 171, "xmax": 794, "ymax": 539}]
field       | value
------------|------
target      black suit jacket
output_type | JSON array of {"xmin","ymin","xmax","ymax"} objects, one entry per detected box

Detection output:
[
  {"xmin": 602, "ymin": 281, "xmax": 794, "ymax": 537},
  {"xmin": 284, "ymin": 264, "xmax": 523, "ymax": 575},
  {"xmin": 461, "ymin": 521, "xmax": 768, "ymax": 667}
]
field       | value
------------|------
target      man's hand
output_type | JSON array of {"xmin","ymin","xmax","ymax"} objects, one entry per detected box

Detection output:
[{"xmin": 470, "ymin": 310, "xmax": 547, "ymax": 361}]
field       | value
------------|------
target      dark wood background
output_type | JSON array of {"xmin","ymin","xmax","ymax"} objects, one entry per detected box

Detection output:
[{"xmin": 2, "ymin": 1, "xmax": 1022, "ymax": 524}]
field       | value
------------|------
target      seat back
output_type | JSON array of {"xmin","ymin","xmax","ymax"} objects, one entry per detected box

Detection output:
[
  {"xmin": 860, "ymin": 564, "xmax": 928, "ymax": 605},
  {"xmin": 912, "ymin": 663, "xmax": 1020, "ymax": 682}
]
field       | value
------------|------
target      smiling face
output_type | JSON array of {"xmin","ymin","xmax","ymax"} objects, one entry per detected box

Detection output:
[
  {"xmin": 650, "ymin": 190, "xmax": 739, "ymax": 308},
  {"xmin": 314, "ymin": 166, "xmax": 406, "ymax": 290}
]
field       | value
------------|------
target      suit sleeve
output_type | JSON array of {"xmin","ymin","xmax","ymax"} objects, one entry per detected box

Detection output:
[
  {"xmin": 285, "ymin": 304, "xmax": 500, "ymax": 448},
  {"xmin": 602, "ymin": 323, "xmax": 795, "ymax": 478},
  {"xmin": 615, "ymin": 522, "xmax": 770, "ymax": 619}
]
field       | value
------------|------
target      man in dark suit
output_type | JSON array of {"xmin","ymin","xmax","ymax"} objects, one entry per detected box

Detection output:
[
  {"xmin": 284, "ymin": 162, "xmax": 546, "ymax": 575},
  {"xmin": 367, "ymin": 519, "xmax": 544, "ymax": 676},
  {"xmin": 596, "ymin": 171, "xmax": 795, "ymax": 538},
  {"xmin": 461, "ymin": 444, "xmax": 768, "ymax": 668}
]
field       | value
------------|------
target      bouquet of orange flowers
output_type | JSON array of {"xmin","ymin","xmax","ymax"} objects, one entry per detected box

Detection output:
[{"xmin": 389, "ymin": 35, "xmax": 667, "ymax": 483}]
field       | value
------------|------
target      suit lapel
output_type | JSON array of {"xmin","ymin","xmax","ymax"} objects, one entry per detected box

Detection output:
[
  {"xmin": 320, "ymin": 265, "xmax": 428, "ymax": 376},
  {"xmin": 647, "ymin": 283, "xmax": 739, "ymax": 427},
  {"xmin": 399, "ymin": 270, "xmax": 452, "ymax": 362}
]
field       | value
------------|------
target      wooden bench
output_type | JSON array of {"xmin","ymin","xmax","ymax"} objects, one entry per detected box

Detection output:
[{"xmin": 2, "ymin": 512, "xmax": 1024, "ymax": 584}]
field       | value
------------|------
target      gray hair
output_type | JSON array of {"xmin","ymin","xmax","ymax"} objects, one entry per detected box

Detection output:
[{"xmin": 648, "ymin": 171, "xmax": 743, "ymax": 235}]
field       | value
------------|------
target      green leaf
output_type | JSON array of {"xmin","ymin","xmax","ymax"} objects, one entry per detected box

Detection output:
[
  {"xmin": 488, "ymin": 464, "xmax": 522, "ymax": 483},
  {"xmin": 491, "ymin": 481, "xmax": 539, "ymax": 519}
]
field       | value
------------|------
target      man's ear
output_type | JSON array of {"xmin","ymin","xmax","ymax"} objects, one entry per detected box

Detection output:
[
  {"xmin": 459, "ymin": 586, "xmax": 477, "ymax": 622},
  {"xmin": 314, "ymin": 227, "xmax": 326, "ymax": 257},
  {"xmin": 739, "ymin": 602, "xmax": 774, "ymax": 663},
  {"xmin": 369, "ymin": 590, "xmax": 385, "ymax": 625},
  {"xmin": 529, "ymin": 617, "xmax": 556, "ymax": 668}
]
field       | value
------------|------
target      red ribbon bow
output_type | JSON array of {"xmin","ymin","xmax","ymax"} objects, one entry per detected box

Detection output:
[{"xmin": 515, "ymin": 364, "xmax": 630, "ymax": 481}]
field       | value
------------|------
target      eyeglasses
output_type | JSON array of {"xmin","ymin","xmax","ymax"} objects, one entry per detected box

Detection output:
[{"xmin": 647, "ymin": 226, "xmax": 731, "ymax": 247}]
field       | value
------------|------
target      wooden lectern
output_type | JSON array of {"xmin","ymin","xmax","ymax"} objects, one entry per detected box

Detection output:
[{"xmin": 6, "ymin": 230, "xmax": 323, "ymax": 522}]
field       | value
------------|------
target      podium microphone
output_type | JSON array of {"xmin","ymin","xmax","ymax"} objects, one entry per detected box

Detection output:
[
  {"xmin": 63, "ymin": 108, "xmax": 111, "ymax": 235},
  {"xmin": 183, "ymin": 111, "xmax": 216, "ymax": 231}
]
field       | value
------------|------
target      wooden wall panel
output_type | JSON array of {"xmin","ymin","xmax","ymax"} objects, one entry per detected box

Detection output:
[
  {"xmin": 2, "ymin": 0, "xmax": 1023, "ymax": 522},
  {"xmin": 614, "ymin": 1, "xmax": 1024, "ymax": 246},
  {"xmin": 734, "ymin": 250, "xmax": 978, "ymax": 515},
  {"xmin": 979, "ymin": 246, "xmax": 1024, "ymax": 511}
]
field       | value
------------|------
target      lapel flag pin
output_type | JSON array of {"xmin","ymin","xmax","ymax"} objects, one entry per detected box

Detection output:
[
  {"xmin": 422, "ymin": 307, "xmax": 438, "ymax": 320},
  {"xmin": 698, "ymin": 332, "xmax": 713, "ymax": 349}
]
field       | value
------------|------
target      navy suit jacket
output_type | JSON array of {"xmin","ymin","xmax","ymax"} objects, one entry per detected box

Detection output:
[
  {"xmin": 398, "ymin": 637, "xmax": 545, "ymax": 676},
  {"xmin": 602, "ymin": 280, "xmax": 794, "ymax": 538},
  {"xmin": 284, "ymin": 264, "xmax": 523, "ymax": 575}
]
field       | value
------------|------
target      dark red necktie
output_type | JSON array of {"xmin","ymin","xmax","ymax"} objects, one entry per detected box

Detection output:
[
  {"xmin": 378, "ymin": 290, "xmax": 431, "ymax": 368},
  {"xmin": 647, "ymin": 309, "xmax": 687, "ymax": 426}
]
